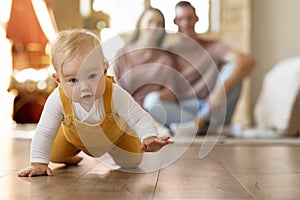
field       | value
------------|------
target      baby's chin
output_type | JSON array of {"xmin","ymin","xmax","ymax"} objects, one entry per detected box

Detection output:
[
  {"xmin": 79, "ymin": 98, "xmax": 96, "ymax": 111},
  {"xmin": 72, "ymin": 95, "xmax": 95, "ymax": 104}
]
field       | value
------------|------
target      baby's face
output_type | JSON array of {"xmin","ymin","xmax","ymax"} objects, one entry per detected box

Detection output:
[{"xmin": 59, "ymin": 46, "xmax": 106, "ymax": 111}]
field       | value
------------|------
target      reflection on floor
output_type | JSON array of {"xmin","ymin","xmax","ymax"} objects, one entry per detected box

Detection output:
[{"xmin": 1, "ymin": 124, "xmax": 300, "ymax": 199}]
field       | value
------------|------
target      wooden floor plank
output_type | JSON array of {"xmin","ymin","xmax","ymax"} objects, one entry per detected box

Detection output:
[
  {"xmin": 0, "ymin": 173, "xmax": 71, "ymax": 200},
  {"xmin": 234, "ymin": 174, "xmax": 300, "ymax": 200},
  {"xmin": 1, "ymin": 128, "xmax": 300, "ymax": 199},
  {"xmin": 50, "ymin": 168, "xmax": 159, "ymax": 200},
  {"xmin": 212, "ymin": 146, "xmax": 300, "ymax": 199},
  {"xmin": 213, "ymin": 146, "xmax": 300, "ymax": 174},
  {"xmin": 153, "ymin": 146, "xmax": 253, "ymax": 199}
]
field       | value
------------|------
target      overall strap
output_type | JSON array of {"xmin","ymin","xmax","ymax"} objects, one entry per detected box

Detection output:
[
  {"xmin": 58, "ymin": 87, "xmax": 74, "ymax": 116},
  {"xmin": 103, "ymin": 76, "xmax": 114, "ymax": 114}
]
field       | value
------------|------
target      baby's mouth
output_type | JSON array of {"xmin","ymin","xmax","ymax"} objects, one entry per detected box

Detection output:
[{"xmin": 81, "ymin": 94, "xmax": 93, "ymax": 99}]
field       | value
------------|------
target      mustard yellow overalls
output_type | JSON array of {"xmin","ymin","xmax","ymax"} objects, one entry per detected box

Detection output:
[{"xmin": 50, "ymin": 76, "xmax": 144, "ymax": 167}]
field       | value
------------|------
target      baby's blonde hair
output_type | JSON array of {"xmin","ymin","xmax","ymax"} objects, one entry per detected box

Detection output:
[{"xmin": 51, "ymin": 29, "xmax": 103, "ymax": 74}]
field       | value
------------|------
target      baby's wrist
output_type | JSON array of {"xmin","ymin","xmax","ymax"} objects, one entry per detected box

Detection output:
[
  {"xmin": 31, "ymin": 162, "xmax": 48, "ymax": 167},
  {"xmin": 143, "ymin": 135, "xmax": 158, "ymax": 142}
]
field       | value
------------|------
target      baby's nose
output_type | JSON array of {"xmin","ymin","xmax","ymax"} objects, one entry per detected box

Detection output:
[{"xmin": 80, "ymin": 81, "xmax": 91, "ymax": 91}]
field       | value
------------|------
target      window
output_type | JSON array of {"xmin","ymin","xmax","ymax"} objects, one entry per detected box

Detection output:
[
  {"xmin": 81, "ymin": 0, "xmax": 215, "ymax": 59},
  {"xmin": 92, "ymin": 0, "xmax": 145, "ymax": 34},
  {"xmin": 86, "ymin": 0, "xmax": 211, "ymax": 34},
  {"xmin": 0, "ymin": 0, "xmax": 12, "ymax": 24}
]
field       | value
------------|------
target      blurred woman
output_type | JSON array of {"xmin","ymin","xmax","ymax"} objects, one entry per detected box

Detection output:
[{"xmin": 111, "ymin": 7, "xmax": 179, "ymax": 106}]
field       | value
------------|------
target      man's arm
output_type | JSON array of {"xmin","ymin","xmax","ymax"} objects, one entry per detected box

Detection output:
[
  {"xmin": 223, "ymin": 50, "xmax": 255, "ymax": 91},
  {"xmin": 206, "ymin": 50, "xmax": 255, "ymax": 117}
]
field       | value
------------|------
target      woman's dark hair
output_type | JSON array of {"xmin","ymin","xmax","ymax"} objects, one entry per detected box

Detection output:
[{"xmin": 130, "ymin": 7, "xmax": 166, "ymax": 47}]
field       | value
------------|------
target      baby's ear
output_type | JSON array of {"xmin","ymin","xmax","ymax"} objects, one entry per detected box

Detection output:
[
  {"xmin": 104, "ymin": 62, "xmax": 109, "ymax": 75},
  {"xmin": 52, "ymin": 73, "xmax": 60, "ymax": 83}
]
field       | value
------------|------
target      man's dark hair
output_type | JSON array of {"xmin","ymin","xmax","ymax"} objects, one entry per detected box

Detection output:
[{"xmin": 175, "ymin": 1, "xmax": 196, "ymax": 13}]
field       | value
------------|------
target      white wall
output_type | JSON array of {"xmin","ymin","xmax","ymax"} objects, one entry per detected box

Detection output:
[{"xmin": 251, "ymin": 0, "xmax": 300, "ymax": 122}]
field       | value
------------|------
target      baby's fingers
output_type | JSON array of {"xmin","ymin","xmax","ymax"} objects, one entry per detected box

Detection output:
[
  {"xmin": 160, "ymin": 136, "xmax": 172, "ymax": 141},
  {"xmin": 17, "ymin": 169, "xmax": 30, "ymax": 177},
  {"xmin": 46, "ymin": 168, "xmax": 54, "ymax": 176},
  {"xmin": 28, "ymin": 167, "xmax": 53, "ymax": 177},
  {"xmin": 17, "ymin": 166, "xmax": 34, "ymax": 177},
  {"xmin": 17, "ymin": 166, "xmax": 53, "ymax": 177},
  {"xmin": 158, "ymin": 136, "xmax": 174, "ymax": 144}
]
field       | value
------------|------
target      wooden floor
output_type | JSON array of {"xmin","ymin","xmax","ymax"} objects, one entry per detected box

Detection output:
[{"xmin": 1, "ymin": 124, "xmax": 300, "ymax": 200}]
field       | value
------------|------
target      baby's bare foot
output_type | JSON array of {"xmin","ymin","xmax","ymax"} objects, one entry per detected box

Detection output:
[{"xmin": 65, "ymin": 156, "xmax": 83, "ymax": 166}]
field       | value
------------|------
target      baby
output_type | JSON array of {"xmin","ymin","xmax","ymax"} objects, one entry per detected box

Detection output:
[{"xmin": 17, "ymin": 29, "xmax": 173, "ymax": 177}]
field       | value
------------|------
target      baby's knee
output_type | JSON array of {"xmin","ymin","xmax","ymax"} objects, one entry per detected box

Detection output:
[
  {"xmin": 113, "ymin": 153, "xmax": 143, "ymax": 168},
  {"xmin": 50, "ymin": 155, "xmax": 67, "ymax": 164},
  {"xmin": 50, "ymin": 151, "xmax": 81, "ymax": 164}
]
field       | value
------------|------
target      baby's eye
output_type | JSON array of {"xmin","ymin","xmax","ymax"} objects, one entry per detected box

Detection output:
[
  {"xmin": 89, "ymin": 73, "xmax": 98, "ymax": 80},
  {"xmin": 69, "ymin": 78, "xmax": 79, "ymax": 84}
]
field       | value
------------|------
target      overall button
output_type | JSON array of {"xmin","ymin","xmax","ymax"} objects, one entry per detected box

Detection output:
[
  {"xmin": 107, "ymin": 114, "xmax": 112, "ymax": 119},
  {"xmin": 63, "ymin": 116, "xmax": 72, "ymax": 125}
]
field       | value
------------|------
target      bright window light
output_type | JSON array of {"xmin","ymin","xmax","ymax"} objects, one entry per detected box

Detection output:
[
  {"xmin": 32, "ymin": 0, "xmax": 57, "ymax": 42},
  {"xmin": 150, "ymin": 0, "xmax": 210, "ymax": 33},
  {"xmin": 93, "ymin": 0, "xmax": 144, "ymax": 34},
  {"xmin": 100, "ymin": 28, "xmax": 125, "ymax": 60},
  {"xmin": 80, "ymin": 0, "xmax": 92, "ymax": 18},
  {"xmin": 0, "ymin": 0, "xmax": 12, "ymax": 24}
]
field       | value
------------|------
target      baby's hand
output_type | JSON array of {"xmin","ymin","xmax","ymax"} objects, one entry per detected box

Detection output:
[
  {"xmin": 141, "ymin": 136, "xmax": 174, "ymax": 152},
  {"xmin": 17, "ymin": 163, "xmax": 53, "ymax": 177}
]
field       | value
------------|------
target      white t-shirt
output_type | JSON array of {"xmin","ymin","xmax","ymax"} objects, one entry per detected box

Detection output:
[{"xmin": 30, "ymin": 83, "xmax": 157, "ymax": 163}]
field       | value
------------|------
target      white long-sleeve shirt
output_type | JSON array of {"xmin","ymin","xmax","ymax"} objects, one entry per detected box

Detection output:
[{"xmin": 30, "ymin": 83, "xmax": 158, "ymax": 164}]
